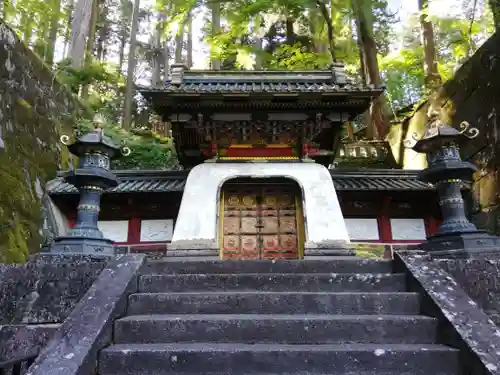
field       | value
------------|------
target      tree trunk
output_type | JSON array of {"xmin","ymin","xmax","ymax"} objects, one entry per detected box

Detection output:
[
  {"xmin": 21, "ymin": 11, "xmax": 35, "ymax": 43},
  {"xmin": 316, "ymin": 0, "xmax": 336, "ymax": 63},
  {"xmin": 285, "ymin": 18, "xmax": 295, "ymax": 45},
  {"xmin": 352, "ymin": 0, "xmax": 386, "ymax": 140},
  {"xmin": 118, "ymin": 35, "xmax": 126, "ymax": 70},
  {"xmin": 151, "ymin": 14, "xmax": 163, "ymax": 87},
  {"xmin": 122, "ymin": 0, "xmax": 141, "ymax": 129},
  {"xmin": 46, "ymin": 0, "xmax": 62, "ymax": 65},
  {"xmin": 308, "ymin": 7, "xmax": 328, "ymax": 54},
  {"xmin": 62, "ymin": 0, "xmax": 75, "ymax": 58},
  {"xmin": 174, "ymin": 22, "xmax": 184, "ymax": 63},
  {"xmin": 96, "ymin": 0, "xmax": 109, "ymax": 60},
  {"xmin": 210, "ymin": 0, "xmax": 221, "ymax": 70},
  {"xmin": 81, "ymin": 0, "xmax": 99, "ymax": 99},
  {"xmin": 253, "ymin": 38, "xmax": 264, "ymax": 69},
  {"xmin": 187, "ymin": 12, "xmax": 193, "ymax": 68},
  {"xmin": 252, "ymin": 15, "xmax": 269, "ymax": 70},
  {"xmin": 33, "ymin": 12, "xmax": 50, "ymax": 59},
  {"xmin": 489, "ymin": 0, "xmax": 500, "ymax": 31},
  {"xmin": 68, "ymin": 0, "xmax": 95, "ymax": 68},
  {"xmin": 418, "ymin": 0, "xmax": 441, "ymax": 89},
  {"xmin": 164, "ymin": 38, "xmax": 170, "ymax": 78},
  {"xmin": 354, "ymin": 13, "xmax": 367, "ymax": 85},
  {"xmin": 2, "ymin": 0, "xmax": 12, "ymax": 20}
]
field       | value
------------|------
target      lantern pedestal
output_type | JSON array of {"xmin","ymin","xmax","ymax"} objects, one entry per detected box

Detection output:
[
  {"xmin": 417, "ymin": 231, "xmax": 500, "ymax": 259},
  {"xmin": 46, "ymin": 127, "xmax": 129, "ymax": 256},
  {"xmin": 49, "ymin": 236, "xmax": 115, "ymax": 256},
  {"xmin": 406, "ymin": 111, "xmax": 500, "ymax": 259}
]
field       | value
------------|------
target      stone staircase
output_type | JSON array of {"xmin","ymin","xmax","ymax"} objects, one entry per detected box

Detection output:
[{"xmin": 98, "ymin": 258, "xmax": 459, "ymax": 375}]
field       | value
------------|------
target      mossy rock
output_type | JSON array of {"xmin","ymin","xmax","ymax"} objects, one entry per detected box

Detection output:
[
  {"xmin": 353, "ymin": 244, "xmax": 386, "ymax": 259},
  {"xmin": 0, "ymin": 20, "xmax": 80, "ymax": 263}
]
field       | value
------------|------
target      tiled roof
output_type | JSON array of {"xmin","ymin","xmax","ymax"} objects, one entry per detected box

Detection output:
[
  {"xmin": 139, "ymin": 67, "xmax": 384, "ymax": 95},
  {"xmin": 162, "ymin": 81, "xmax": 378, "ymax": 94},
  {"xmin": 332, "ymin": 175, "xmax": 432, "ymax": 191},
  {"xmin": 47, "ymin": 169, "xmax": 433, "ymax": 195}
]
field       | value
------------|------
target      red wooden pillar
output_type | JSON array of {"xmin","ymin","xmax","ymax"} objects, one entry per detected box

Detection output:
[
  {"xmin": 425, "ymin": 216, "xmax": 439, "ymax": 237},
  {"xmin": 128, "ymin": 217, "xmax": 141, "ymax": 244},
  {"xmin": 378, "ymin": 196, "xmax": 392, "ymax": 242},
  {"xmin": 68, "ymin": 216, "xmax": 76, "ymax": 228}
]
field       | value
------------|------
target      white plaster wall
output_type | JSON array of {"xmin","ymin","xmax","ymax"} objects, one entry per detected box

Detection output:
[
  {"xmin": 140, "ymin": 219, "xmax": 174, "ymax": 242},
  {"xmin": 390, "ymin": 218, "xmax": 427, "ymax": 240},
  {"xmin": 345, "ymin": 218, "xmax": 380, "ymax": 240},
  {"xmin": 171, "ymin": 162, "xmax": 349, "ymax": 248},
  {"xmin": 98, "ymin": 220, "xmax": 129, "ymax": 242}
]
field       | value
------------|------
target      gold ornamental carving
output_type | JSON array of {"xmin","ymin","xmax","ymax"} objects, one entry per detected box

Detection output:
[
  {"xmin": 242, "ymin": 195, "xmax": 256, "ymax": 206},
  {"xmin": 228, "ymin": 195, "xmax": 239, "ymax": 205}
]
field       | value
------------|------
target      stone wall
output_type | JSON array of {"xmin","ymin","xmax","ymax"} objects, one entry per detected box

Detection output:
[
  {"xmin": 438, "ymin": 258, "xmax": 500, "ymax": 326},
  {"xmin": 388, "ymin": 32, "xmax": 500, "ymax": 233},
  {"xmin": 0, "ymin": 255, "xmax": 107, "ymax": 360},
  {"xmin": 0, "ymin": 21, "xmax": 80, "ymax": 263}
]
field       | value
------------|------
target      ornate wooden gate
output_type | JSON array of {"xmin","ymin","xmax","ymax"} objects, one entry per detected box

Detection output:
[{"xmin": 219, "ymin": 181, "xmax": 303, "ymax": 260}]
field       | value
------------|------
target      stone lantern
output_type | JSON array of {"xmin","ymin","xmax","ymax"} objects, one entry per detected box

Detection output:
[
  {"xmin": 405, "ymin": 108, "xmax": 500, "ymax": 258},
  {"xmin": 47, "ymin": 126, "xmax": 130, "ymax": 256}
]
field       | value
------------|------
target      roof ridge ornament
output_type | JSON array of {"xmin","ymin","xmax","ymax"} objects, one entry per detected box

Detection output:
[
  {"xmin": 171, "ymin": 63, "xmax": 188, "ymax": 84},
  {"xmin": 330, "ymin": 62, "xmax": 346, "ymax": 85}
]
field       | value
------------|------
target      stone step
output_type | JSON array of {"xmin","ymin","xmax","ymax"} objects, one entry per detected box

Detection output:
[
  {"xmin": 114, "ymin": 314, "xmax": 437, "ymax": 344},
  {"xmin": 143, "ymin": 258, "xmax": 393, "ymax": 275},
  {"xmin": 99, "ymin": 343, "xmax": 459, "ymax": 375},
  {"xmin": 127, "ymin": 292, "xmax": 420, "ymax": 315},
  {"xmin": 138, "ymin": 273, "xmax": 406, "ymax": 293}
]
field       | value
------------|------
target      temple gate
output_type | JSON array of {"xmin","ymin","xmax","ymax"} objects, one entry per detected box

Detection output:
[{"xmin": 139, "ymin": 64, "xmax": 383, "ymax": 259}]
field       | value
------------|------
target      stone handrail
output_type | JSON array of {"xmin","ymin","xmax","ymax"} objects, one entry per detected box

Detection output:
[
  {"xmin": 394, "ymin": 251, "xmax": 500, "ymax": 375},
  {"xmin": 26, "ymin": 254, "xmax": 146, "ymax": 375}
]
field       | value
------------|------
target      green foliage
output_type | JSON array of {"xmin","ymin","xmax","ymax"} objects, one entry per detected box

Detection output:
[
  {"xmin": 54, "ymin": 56, "xmax": 178, "ymax": 170},
  {"xmin": 75, "ymin": 118, "xmax": 180, "ymax": 170},
  {"xmin": 353, "ymin": 244, "xmax": 385, "ymax": 258},
  {"xmin": 379, "ymin": 10, "xmax": 494, "ymax": 110},
  {"xmin": 266, "ymin": 43, "xmax": 331, "ymax": 69},
  {"xmin": 56, "ymin": 58, "xmax": 119, "ymax": 92},
  {"xmin": 379, "ymin": 48, "xmax": 425, "ymax": 108}
]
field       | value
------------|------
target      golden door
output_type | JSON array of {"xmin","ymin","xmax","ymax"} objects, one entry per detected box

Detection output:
[{"xmin": 220, "ymin": 183, "xmax": 303, "ymax": 260}]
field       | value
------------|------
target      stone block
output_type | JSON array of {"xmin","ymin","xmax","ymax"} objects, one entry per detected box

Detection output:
[
  {"xmin": 138, "ymin": 273, "xmax": 406, "ymax": 293},
  {"xmin": 115, "ymin": 314, "xmax": 438, "ymax": 344},
  {"xmin": 99, "ymin": 343, "xmax": 459, "ymax": 375},
  {"xmin": 0, "ymin": 254, "xmax": 107, "ymax": 325},
  {"xmin": 127, "ymin": 291, "xmax": 420, "ymax": 315},
  {"xmin": 0, "ymin": 324, "xmax": 59, "ymax": 361}
]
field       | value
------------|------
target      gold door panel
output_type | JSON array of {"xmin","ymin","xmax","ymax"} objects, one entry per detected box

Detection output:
[
  {"xmin": 241, "ymin": 235, "xmax": 259, "ymax": 259},
  {"xmin": 223, "ymin": 217, "xmax": 240, "ymax": 234},
  {"xmin": 220, "ymin": 182, "xmax": 303, "ymax": 260},
  {"xmin": 261, "ymin": 216, "xmax": 279, "ymax": 234},
  {"xmin": 224, "ymin": 236, "xmax": 239, "ymax": 248},
  {"xmin": 280, "ymin": 234, "xmax": 298, "ymax": 249},
  {"xmin": 241, "ymin": 216, "xmax": 258, "ymax": 234},
  {"xmin": 279, "ymin": 217, "xmax": 296, "ymax": 233}
]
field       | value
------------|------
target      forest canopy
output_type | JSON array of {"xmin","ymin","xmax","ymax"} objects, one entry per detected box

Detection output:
[{"xmin": 1, "ymin": 0, "xmax": 497, "ymax": 168}]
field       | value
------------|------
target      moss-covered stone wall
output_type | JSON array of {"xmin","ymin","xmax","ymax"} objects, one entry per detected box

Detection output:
[
  {"xmin": 0, "ymin": 21, "xmax": 79, "ymax": 263},
  {"xmin": 388, "ymin": 32, "xmax": 500, "ymax": 233}
]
